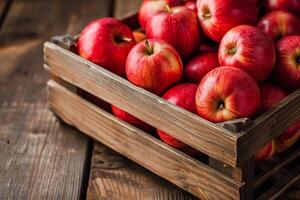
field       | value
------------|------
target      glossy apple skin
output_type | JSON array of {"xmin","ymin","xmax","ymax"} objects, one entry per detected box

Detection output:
[
  {"xmin": 126, "ymin": 39, "xmax": 183, "ymax": 95},
  {"xmin": 138, "ymin": 0, "xmax": 166, "ymax": 30},
  {"xmin": 259, "ymin": 83, "xmax": 288, "ymax": 113},
  {"xmin": 265, "ymin": 0, "xmax": 300, "ymax": 17},
  {"xmin": 133, "ymin": 31, "xmax": 146, "ymax": 43},
  {"xmin": 197, "ymin": 0, "xmax": 257, "ymax": 42},
  {"xmin": 274, "ymin": 36, "xmax": 300, "ymax": 90},
  {"xmin": 258, "ymin": 11, "xmax": 300, "ymax": 41},
  {"xmin": 184, "ymin": 1, "xmax": 197, "ymax": 13},
  {"xmin": 276, "ymin": 122, "xmax": 300, "ymax": 153},
  {"xmin": 256, "ymin": 140, "xmax": 276, "ymax": 161},
  {"xmin": 146, "ymin": 6, "xmax": 201, "ymax": 60},
  {"xmin": 111, "ymin": 105, "xmax": 153, "ymax": 132},
  {"xmin": 78, "ymin": 18, "xmax": 136, "ymax": 77},
  {"xmin": 184, "ymin": 52, "xmax": 219, "ymax": 84},
  {"xmin": 196, "ymin": 66, "xmax": 261, "ymax": 123},
  {"xmin": 157, "ymin": 84, "xmax": 198, "ymax": 148},
  {"xmin": 219, "ymin": 25, "xmax": 275, "ymax": 83}
]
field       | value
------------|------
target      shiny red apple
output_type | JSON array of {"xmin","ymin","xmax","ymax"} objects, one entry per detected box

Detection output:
[
  {"xmin": 219, "ymin": 25, "xmax": 275, "ymax": 82},
  {"xmin": 256, "ymin": 140, "xmax": 276, "ymax": 161},
  {"xmin": 265, "ymin": 0, "xmax": 300, "ymax": 17},
  {"xmin": 259, "ymin": 83, "xmax": 288, "ymax": 113},
  {"xmin": 184, "ymin": 1, "xmax": 197, "ymax": 13},
  {"xmin": 146, "ymin": 6, "xmax": 201, "ymax": 60},
  {"xmin": 111, "ymin": 105, "xmax": 153, "ymax": 132},
  {"xmin": 196, "ymin": 66, "xmax": 261, "ymax": 123},
  {"xmin": 78, "ymin": 18, "xmax": 136, "ymax": 76},
  {"xmin": 157, "ymin": 83, "xmax": 198, "ymax": 148},
  {"xmin": 126, "ymin": 39, "xmax": 183, "ymax": 95},
  {"xmin": 258, "ymin": 11, "xmax": 300, "ymax": 41},
  {"xmin": 138, "ymin": 0, "xmax": 166, "ymax": 30},
  {"xmin": 274, "ymin": 35, "xmax": 300, "ymax": 90},
  {"xmin": 197, "ymin": 0, "xmax": 257, "ymax": 42},
  {"xmin": 184, "ymin": 52, "xmax": 219, "ymax": 84}
]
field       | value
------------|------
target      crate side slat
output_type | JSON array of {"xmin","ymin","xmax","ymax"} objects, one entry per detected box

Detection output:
[
  {"xmin": 256, "ymin": 165, "xmax": 300, "ymax": 200},
  {"xmin": 47, "ymin": 80, "xmax": 243, "ymax": 200},
  {"xmin": 44, "ymin": 42, "xmax": 241, "ymax": 167},
  {"xmin": 254, "ymin": 144, "xmax": 300, "ymax": 189},
  {"xmin": 238, "ymin": 90, "xmax": 300, "ymax": 165}
]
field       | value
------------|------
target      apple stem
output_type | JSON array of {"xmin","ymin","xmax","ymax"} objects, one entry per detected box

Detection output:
[
  {"xmin": 145, "ymin": 40, "xmax": 153, "ymax": 55},
  {"xmin": 120, "ymin": 37, "xmax": 132, "ymax": 42},
  {"xmin": 203, "ymin": 13, "xmax": 211, "ymax": 19},
  {"xmin": 226, "ymin": 47, "xmax": 237, "ymax": 55},
  {"xmin": 165, "ymin": 4, "xmax": 172, "ymax": 13}
]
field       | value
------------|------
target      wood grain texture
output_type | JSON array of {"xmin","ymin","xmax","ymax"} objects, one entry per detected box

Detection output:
[
  {"xmin": 0, "ymin": 0, "xmax": 113, "ymax": 199},
  {"xmin": 47, "ymin": 80, "xmax": 243, "ymax": 200},
  {"xmin": 44, "ymin": 42, "xmax": 241, "ymax": 167},
  {"xmin": 87, "ymin": 142, "xmax": 197, "ymax": 200},
  {"xmin": 239, "ymin": 90, "xmax": 300, "ymax": 165}
]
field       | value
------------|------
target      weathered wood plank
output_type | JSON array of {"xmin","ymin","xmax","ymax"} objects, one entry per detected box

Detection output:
[
  {"xmin": 44, "ymin": 42, "xmax": 241, "ymax": 167},
  {"xmin": 239, "ymin": 90, "xmax": 300, "ymax": 165},
  {"xmin": 0, "ymin": 0, "xmax": 112, "ymax": 199},
  {"xmin": 87, "ymin": 142, "xmax": 197, "ymax": 200},
  {"xmin": 47, "ymin": 80, "xmax": 243, "ymax": 200},
  {"xmin": 257, "ymin": 165, "xmax": 300, "ymax": 200}
]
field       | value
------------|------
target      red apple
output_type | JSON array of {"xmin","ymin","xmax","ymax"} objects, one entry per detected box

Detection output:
[
  {"xmin": 126, "ymin": 39, "xmax": 183, "ymax": 95},
  {"xmin": 274, "ymin": 35, "xmax": 300, "ymax": 90},
  {"xmin": 111, "ymin": 105, "xmax": 153, "ymax": 132},
  {"xmin": 259, "ymin": 83, "xmax": 288, "ymax": 113},
  {"xmin": 184, "ymin": 52, "xmax": 219, "ymax": 84},
  {"xmin": 276, "ymin": 121, "xmax": 300, "ymax": 153},
  {"xmin": 165, "ymin": 0, "xmax": 184, "ymax": 6},
  {"xmin": 78, "ymin": 18, "xmax": 136, "ymax": 76},
  {"xmin": 146, "ymin": 6, "xmax": 201, "ymax": 60},
  {"xmin": 197, "ymin": 0, "xmax": 257, "ymax": 42},
  {"xmin": 138, "ymin": 0, "xmax": 166, "ymax": 30},
  {"xmin": 219, "ymin": 25, "xmax": 275, "ymax": 82},
  {"xmin": 265, "ymin": 0, "xmax": 300, "ymax": 17},
  {"xmin": 196, "ymin": 66, "xmax": 261, "ymax": 123},
  {"xmin": 133, "ymin": 31, "xmax": 146, "ymax": 43},
  {"xmin": 157, "ymin": 83, "xmax": 198, "ymax": 148},
  {"xmin": 258, "ymin": 11, "xmax": 300, "ymax": 41},
  {"xmin": 184, "ymin": 1, "xmax": 197, "ymax": 13},
  {"xmin": 256, "ymin": 140, "xmax": 276, "ymax": 161}
]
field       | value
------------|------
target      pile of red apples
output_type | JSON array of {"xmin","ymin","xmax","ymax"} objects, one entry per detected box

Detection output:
[{"xmin": 77, "ymin": 0, "xmax": 300, "ymax": 161}]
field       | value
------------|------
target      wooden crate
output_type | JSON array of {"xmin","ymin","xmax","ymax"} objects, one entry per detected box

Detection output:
[{"xmin": 43, "ymin": 14, "xmax": 300, "ymax": 200}]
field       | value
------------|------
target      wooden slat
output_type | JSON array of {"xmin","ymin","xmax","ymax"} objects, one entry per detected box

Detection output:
[
  {"xmin": 87, "ymin": 142, "xmax": 197, "ymax": 200},
  {"xmin": 254, "ymin": 145, "xmax": 300, "ymax": 189},
  {"xmin": 239, "ymin": 90, "xmax": 300, "ymax": 165},
  {"xmin": 257, "ymin": 165, "xmax": 300, "ymax": 200},
  {"xmin": 47, "ymin": 79, "xmax": 243, "ymax": 200},
  {"xmin": 0, "ymin": 0, "xmax": 113, "ymax": 199},
  {"xmin": 44, "ymin": 42, "xmax": 242, "ymax": 167}
]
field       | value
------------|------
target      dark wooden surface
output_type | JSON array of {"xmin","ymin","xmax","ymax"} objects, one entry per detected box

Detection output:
[{"xmin": 1, "ymin": 0, "xmax": 300, "ymax": 199}]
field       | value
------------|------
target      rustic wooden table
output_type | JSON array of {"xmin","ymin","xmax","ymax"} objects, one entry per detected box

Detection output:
[{"xmin": 0, "ymin": 0, "xmax": 299, "ymax": 199}]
